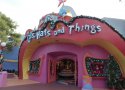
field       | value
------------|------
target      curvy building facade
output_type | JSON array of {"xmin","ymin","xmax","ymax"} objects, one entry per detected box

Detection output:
[{"xmin": 18, "ymin": 13, "xmax": 125, "ymax": 88}]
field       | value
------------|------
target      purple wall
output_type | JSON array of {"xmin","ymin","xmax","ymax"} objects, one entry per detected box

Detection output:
[{"xmin": 29, "ymin": 43, "xmax": 109, "ymax": 88}]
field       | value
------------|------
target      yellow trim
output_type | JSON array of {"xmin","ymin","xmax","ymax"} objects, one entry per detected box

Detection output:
[
  {"xmin": 21, "ymin": 38, "xmax": 125, "ymax": 79},
  {"xmin": 22, "ymin": 58, "xmax": 29, "ymax": 79},
  {"xmin": 4, "ymin": 60, "xmax": 18, "ymax": 62}
]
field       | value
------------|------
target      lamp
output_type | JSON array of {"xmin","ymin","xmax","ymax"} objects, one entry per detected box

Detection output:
[{"xmin": 1, "ymin": 42, "xmax": 6, "ymax": 47}]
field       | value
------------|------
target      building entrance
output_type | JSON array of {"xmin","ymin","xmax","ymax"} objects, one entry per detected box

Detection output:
[{"xmin": 56, "ymin": 59, "xmax": 77, "ymax": 85}]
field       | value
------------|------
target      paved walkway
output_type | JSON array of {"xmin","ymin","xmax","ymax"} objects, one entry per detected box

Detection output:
[
  {"xmin": 6, "ymin": 78, "xmax": 40, "ymax": 87},
  {"xmin": 0, "ymin": 78, "xmax": 122, "ymax": 90},
  {"xmin": 1, "ymin": 79, "xmax": 81, "ymax": 90}
]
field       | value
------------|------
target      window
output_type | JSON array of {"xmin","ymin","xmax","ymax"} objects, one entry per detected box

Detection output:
[
  {"xmin": 29, "ymin": 58, "xmax": 41, "ymax": 74},
  {"xmin": 86, "ymin": 57, "xmax": 108, "ymax": 77}
]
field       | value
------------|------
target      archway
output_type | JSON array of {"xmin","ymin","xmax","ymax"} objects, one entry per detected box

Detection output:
[
  {"xmin": 56, "ymin": 58, "xmax": 77, "ymax": 85},
  {"xmin": 47, "ymin": 52, "xmax": 78, "ymax": 85}
]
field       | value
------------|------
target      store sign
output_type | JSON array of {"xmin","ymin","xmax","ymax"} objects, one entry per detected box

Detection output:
[{"xmin": 27, "ymin": 23, "xmax": 101, "ymax": 43}]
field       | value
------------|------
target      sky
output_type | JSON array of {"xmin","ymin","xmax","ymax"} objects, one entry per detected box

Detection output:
[{"xmin": 0, "ymin": 0, "xmax": 125, "ymax": 35}]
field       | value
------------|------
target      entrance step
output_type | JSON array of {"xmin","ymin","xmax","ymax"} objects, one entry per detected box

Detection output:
[
  {"xmin": 57, "ymin": 80, "xmax": 75, "ymax": 85},
  {"xmin": 57, "ymin": 81, "xmax": 69, "ymax": 85}
]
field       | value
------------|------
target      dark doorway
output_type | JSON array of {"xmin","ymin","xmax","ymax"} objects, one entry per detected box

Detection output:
[{"xmin": 56, "ymin": 59, "xmax": 77, "ymax": 85}]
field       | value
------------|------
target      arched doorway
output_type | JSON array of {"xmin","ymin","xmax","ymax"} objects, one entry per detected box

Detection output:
[
  {"xmin": 56, "ymin": 58, "xmax": 77, "ymax": 85},
  {"xmin": 47, "ymin": 52, "xmax": 77, "ymax": 86}
]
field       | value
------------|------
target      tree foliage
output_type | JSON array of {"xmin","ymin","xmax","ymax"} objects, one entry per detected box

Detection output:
[{"xmin": 0, "ymin": 12, "xmax": 21, "ymax": 51}]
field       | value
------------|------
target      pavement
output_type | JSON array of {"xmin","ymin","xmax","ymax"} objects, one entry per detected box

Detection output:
[
  {"xmin": 0, "ymin": 77, "xmax": 121, "ymax": 90},
  {"xmin": 1, "ymin": 78, "xmax": 81, "ymax": 90}
]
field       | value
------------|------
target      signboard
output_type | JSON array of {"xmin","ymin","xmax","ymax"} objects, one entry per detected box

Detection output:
[{"xmin": 27, "ymin": 23, "xmax": 101, "ymax": 43}]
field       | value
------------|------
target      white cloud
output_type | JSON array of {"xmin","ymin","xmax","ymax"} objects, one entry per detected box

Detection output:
[{"xmin": 0, "ymin": 0, "xmax": 125, "ymax": 34}]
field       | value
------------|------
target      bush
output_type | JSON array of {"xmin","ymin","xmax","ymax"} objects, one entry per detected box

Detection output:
[{"xmin": 14, "ymin": 71, "xmax": 18, "ymax": 75}]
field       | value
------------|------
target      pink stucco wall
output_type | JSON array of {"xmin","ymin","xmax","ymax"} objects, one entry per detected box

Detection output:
[{"xmin": 29, "ymin": 43, "xmax": 109, "ymax": 88}]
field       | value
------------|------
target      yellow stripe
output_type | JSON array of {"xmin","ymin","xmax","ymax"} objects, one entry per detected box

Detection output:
[{"xmin": 4, "ymin": 60, "xmax": 18, "ymax": 62}]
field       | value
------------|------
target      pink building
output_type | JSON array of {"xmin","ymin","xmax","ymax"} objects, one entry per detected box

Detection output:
[{"xmin": 18, "ymin": 13, "xmax": 125, "ymax": 89}]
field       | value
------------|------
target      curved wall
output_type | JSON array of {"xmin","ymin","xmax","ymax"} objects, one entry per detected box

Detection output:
[{"xmin": 29, "ymin": 43, "xmax": 109, "ymax": 87}]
